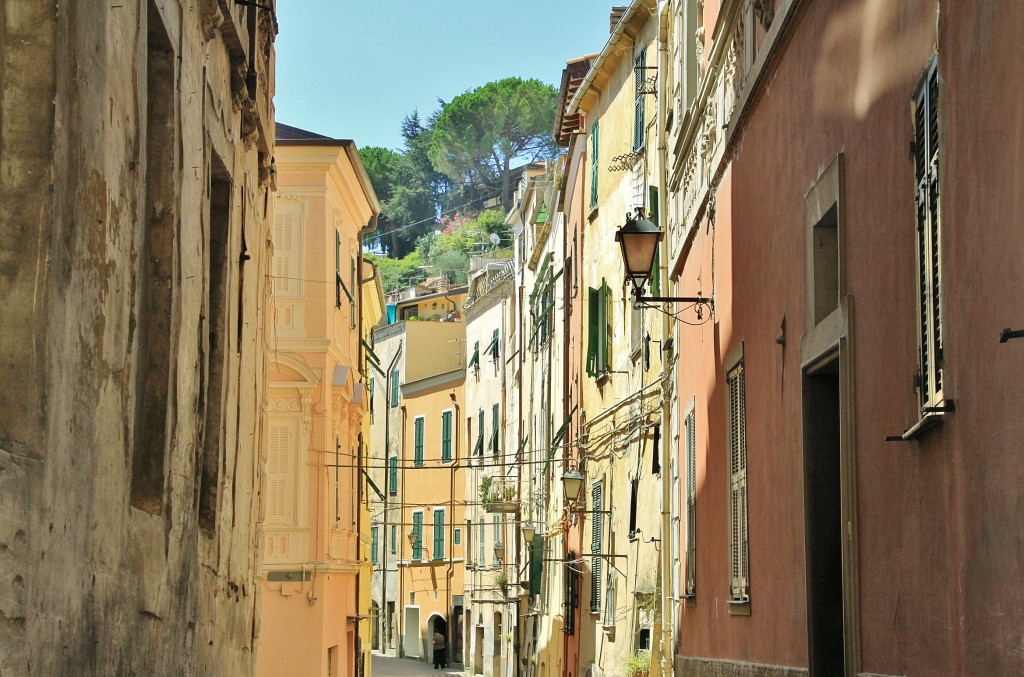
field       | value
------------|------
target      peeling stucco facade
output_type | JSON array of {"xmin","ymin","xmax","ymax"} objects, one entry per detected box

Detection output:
[{"xmin": 0, "ymin": 1, "xmax": 276, "ymax": 674}]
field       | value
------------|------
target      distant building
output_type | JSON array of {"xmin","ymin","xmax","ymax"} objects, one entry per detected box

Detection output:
[
  {"xmin": 369, "ymin": 284, "xmax": 469, "ymax": 665},
  {"xmin": 257, "ymin": 123, "xmax": 380, "ymax": 677},
  {"xmin": 0, "ymin": 2, "xmax": 276, "ymax": 674}
]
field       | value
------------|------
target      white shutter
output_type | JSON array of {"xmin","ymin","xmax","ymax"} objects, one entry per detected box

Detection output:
[
  {"xmin": 266, "ymin": 420, "xmax": 294, "ymax": 523},
  {"xmin": 273, "ymin": 210, "xmax": 301, "ymax": 296},
  {"xmin": 727, "ymin": 362, "xmax": 748, "ymax": 600}
]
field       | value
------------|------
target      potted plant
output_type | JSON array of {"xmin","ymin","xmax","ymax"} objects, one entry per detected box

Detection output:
[{"xmin": 625, "ymin": 651, "xmax": 651, "ymax": 677}]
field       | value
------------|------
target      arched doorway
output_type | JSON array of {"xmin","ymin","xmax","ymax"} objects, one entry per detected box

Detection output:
[{"xmin": 426, "ymin": 613, "xmax": 448, "ymax": 666}]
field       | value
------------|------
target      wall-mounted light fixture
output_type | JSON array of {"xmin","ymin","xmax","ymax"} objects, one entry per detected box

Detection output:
[
  {"xmin": 615, "ymin": 211, "xmax": 712, "ymax": 314},
  {"xmin": 561, "ymin": 470, "xmax": 584, "ymax": 504},
  {"xmin": 494, "ymin": 541, "xmax": 506, "ymax": 563},
  {"xmin": 521, "ymin": 523, "xmax": 538, "ymax": 542}
]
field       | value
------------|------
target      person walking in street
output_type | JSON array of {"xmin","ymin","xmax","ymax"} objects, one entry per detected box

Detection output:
[{"xmin": 432, "ymin": 630, "xmax": 447, "ymax": 670}]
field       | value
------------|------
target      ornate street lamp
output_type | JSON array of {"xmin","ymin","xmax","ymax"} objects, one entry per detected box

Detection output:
[
  {"xmin": 494, "ymin": 541, "xmax": 506, "ymax": 563},
  {"xmin": 521, "ymin": 522, "xmax": 537, "ymax": 542},
  {"xmin": 561, "ymin": 470, "xmax": 584, "ymax": 504},
  {"xmin": 615, "ymin": 210, "xmax": 712, "ymax": 310}
]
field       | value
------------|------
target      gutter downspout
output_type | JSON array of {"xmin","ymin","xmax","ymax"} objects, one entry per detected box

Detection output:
[
  {"xmin": 449, "ymin": 392, "xmax": 461, "ymax": 666},
  {"xmin": 655, "ymin": 4, "xmax": 675, "ymax": 677}
]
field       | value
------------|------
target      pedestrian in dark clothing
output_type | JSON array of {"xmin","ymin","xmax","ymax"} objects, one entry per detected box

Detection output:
[{"xmin": 432, "ymin": 631, "xmax": 447, "ymax": 669}]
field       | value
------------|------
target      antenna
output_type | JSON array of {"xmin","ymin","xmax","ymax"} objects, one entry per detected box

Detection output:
[{"xmin": 489, "ymin": 233, "xmax": 500, "ymax": 247}]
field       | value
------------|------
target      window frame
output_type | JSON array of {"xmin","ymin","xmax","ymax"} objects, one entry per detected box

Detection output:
[
  {"xmin": 433, "ymin": 508, "xmax": 445, "ymax": 560},
  {"xmin": 411, "ymin": 510, "xmax": 424, "ymax": 561},
  {"xmin": 590, "ymin": 480, "xmax": 604, "ymax": 612}
]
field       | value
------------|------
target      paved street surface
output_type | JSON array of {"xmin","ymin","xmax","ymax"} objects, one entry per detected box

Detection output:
[{"xmin": 372, "ymin": 651, "xmax": 471, "ymax": 677}]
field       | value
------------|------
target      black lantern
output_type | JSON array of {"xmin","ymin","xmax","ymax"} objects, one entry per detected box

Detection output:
[
  {"xmin": 561, "ymin": 470, "xmax": 584, "ymax": 503},
  {"xmin": 615, "ymin": 211, "xmax": 662, "ymax": 297}
]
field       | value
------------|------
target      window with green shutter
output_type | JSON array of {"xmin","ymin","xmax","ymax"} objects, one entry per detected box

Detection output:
[
  {"xmin": 489, "ymin": 328, "xmax": 500, "ymax": 361},
  {"xmin": 634, "ymin": 48, "xmax": 647, "ymax": 151},
  {"xmin": 586, "ymin": 280, "xmax": 611, "ymax": 377},
  {"xmin": 335, "ymin": 229, "xmax": 342, "ymax": 308},
  {"xmin": 474, "ymin": 410, "xmax": 484, "ymax": 456},
  {"xmin": 390, "ymin": 370, "xmax": 399, "ymax": 407},
  {"xmin": 371, "ymin": 526, "xmax": 379, "ymax": 564},
  {"xmin": 469, "ymin": 341, "xmax": 480, "ymax": 370},
  {"xmin": 433, "ymin": 509, "xmax": 445, "ymax": 560},
  {"xmin": 590, "ymin": 120, "xmax": 599, "ymax": 208},
  {"xmin": 413, "ymin": 417, "xmax": 424, "ymax": 467},
  {"xmin": 412, "ymin": 511, "xmax": 424, "ymax": 560},
  {"xmin": 590, "ymin": 481, "xmax": 604, "ymax": 611},
  {"xmin": 388, "ymin": 456, "xmax": 398, "ymax": 494},
  {"xmin": 368, "ymin": 377, "xmax": 375, "ymax": 419},
  {"xmin": 390, "ymin": 524, "xmax": 396, "ymax": 554},
  {"xmin": 493, "ymin": 515, "xmax": 502, "ymax": 566},
  {"xmin": 490, "ymin": 403, "xmax": 500, "ymax": 456},
  {"xmin": 441, "ymin": 411, "xmax": 453, "ymax": 462}
]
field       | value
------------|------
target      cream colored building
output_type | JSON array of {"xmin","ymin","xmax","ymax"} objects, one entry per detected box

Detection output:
[{"xmin": 258, "ymin": 124, "xmax": 379, "ymax": 677}]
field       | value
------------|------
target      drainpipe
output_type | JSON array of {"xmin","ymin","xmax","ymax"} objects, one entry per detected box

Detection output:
[
  {"xmin": 655, "ymin": 3, "xmax": 675, "ymax": 677},
  {"xmin": 449, "ymin": 391, "xmax": 460, "ymax": 667}
]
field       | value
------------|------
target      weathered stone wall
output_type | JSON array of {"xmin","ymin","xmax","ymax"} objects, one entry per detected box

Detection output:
[
  {"xmin": 675, "ymin": 656, "xmax": 809, "ymax": 677},
  {"xmin": 0, "ymin": 1, "xmax": 275, "ymax": 674}
]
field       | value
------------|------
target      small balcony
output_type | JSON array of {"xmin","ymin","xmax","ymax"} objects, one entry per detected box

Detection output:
[{"xmin": 480, "ymin": 476, "xmax": 518, "ymax": 514}]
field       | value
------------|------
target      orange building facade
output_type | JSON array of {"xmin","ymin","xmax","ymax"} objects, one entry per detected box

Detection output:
[{"xmin": 258, "ymin": 124, "xmax": 379, "ymax": 677}]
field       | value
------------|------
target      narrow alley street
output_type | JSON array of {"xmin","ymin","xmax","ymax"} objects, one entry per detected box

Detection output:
[{"xmin": 372, "ymin": 652, "xmax": 472, "ymax": 677}]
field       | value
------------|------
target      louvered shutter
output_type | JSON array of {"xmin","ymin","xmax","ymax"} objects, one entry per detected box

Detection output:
[
  {"xmin": 273, "ymin": 212, "xmax": 299, "ymax": 296},
  {"xmin": 441, "ymin": 411, "xmax": 452, "ymax": 462},
  {"xmin": 530, "ymin": 534, "xmax": 544, "ymax": 596},
  {"xmin": 727, "ymin": 361, "xmax": 748, "ymax": 600},
  {"xmin": 433, "ymin": 509, "xmax": 445, "ymax": 560},
  {"xmin": 491, "ymin": 403, "xmax": 500, "ymax": 456},
  {"xmin": 590, "ymin": 482, "xmax": 603, "ymax": 611},
  {"xmin": 266, "ymin": 421, "xmax": 293, "ymax": 523},
  {"xmin": 414, "ymin": 418, "xmax": 424, "ymax": 467},
  {"xmin": 914, "ymin": 57, "xmax": 943, "ymax": 407},
  {"xmin": 390, "ymin": 370, "xmax": 399, "ymax": 407},
  {"xmin": 590, "ymin": 121, "xmax": 599, "ymax": 208},
  {"xmin": 685, "ymin": 409, "xmax": 697, "ymax": 596},
  {"xmin": 587, "ymin": 287, "xmax": 600, "ymax": 376},
  {"xmin": 628, "ymin": 478, "xmax": 639, "ymax": 539},
  {"xmin": 388, "ymin": 456, "xmax": 397, "ymax": 494},
  {"xmin": 634, "ymin": 49, "xmax": 647, "ymax": 151},
  {"xmin": 412, "ymin": 512, "xmax": 423, "ymax": 560},
  {"xmin": 371, "ymin": 527, "xmax": 379, "ymax": 564}
]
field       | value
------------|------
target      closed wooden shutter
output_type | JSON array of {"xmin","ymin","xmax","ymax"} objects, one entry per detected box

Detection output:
[
  {"xmin": 414, "ymin": 417, "xmax": 424, "ymax": 467},
  {"xmin": 390, "ymin": 370, "xmax": 399, "ymax": 407},
  {"xmin": 590, "ymin": 481, "xmax": 603, "ymax": 611},
  {"xmin": 530, "ymin": 534, "xmax": 544, "ymax": 596},
  {"xmin": 491, "ymin": 403, "xmax": 500, "ymax": 456},
  {"xmin": 433, "ymin": 509, "xmax": 445, "ymax": 560},
  {"xmin": 412, "ymin": 512, "xmax": 423, "ymax": 560},
  {"xmin": 272, "ymin": 211, "xmax": 300, "ymax": 296},
  {"xmin": 685, "ymin": 408, "xmax": 697, "ymax": 596},
  {"xmin": 266, "ymin": 421, "xmax": 293, "ymax": 523},
  {"xmin": 727, "ymin": 361, "xmax": 748, "ymax": 600},
  {"xmin": 590, "ymin": 121, "xmax": 599, "ymax": 208},
  {"xmin": 388, "ymin": 456, "xmax": 397, "ymax": 494},
  {"xmin": 587, "ymin": 287, "xmax": 600, "ymax": 376},
  {"xmin": 634, "ymin": 49, "xmax": 647, "ymax": 151},
  {"xmin": 441, "ymin": 411, "xmax": 452, "ymax": 462}
]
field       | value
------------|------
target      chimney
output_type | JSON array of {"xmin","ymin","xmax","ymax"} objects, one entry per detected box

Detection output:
[{"xmin": 610, "ymin": 6, "xmax": 627, "ymax": 33}]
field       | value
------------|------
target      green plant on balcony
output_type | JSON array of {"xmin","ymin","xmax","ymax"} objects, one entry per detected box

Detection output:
[{"xmin": 625, "ymin": 651, "xmax": 651, "ymax": 677}]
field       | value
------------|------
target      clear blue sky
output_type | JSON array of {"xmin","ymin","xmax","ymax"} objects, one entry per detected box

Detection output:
[{"xmin": 274, "ymin": 2, "xmax": 612, "ymax": 151}]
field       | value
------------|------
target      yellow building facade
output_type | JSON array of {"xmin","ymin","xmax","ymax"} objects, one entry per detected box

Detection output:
[
  {"xmin": 370, "ymin": 300, "xmax": 469, "ymax": 667},
  {"xmin": 258, "ymin": 124, "xmax": 379, "ymax": 677}
]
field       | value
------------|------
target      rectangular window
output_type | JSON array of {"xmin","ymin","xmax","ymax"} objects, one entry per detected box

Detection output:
[
  {"xmin": 628, "ymin": 478, "xmax": 639, "ymax": 540},
  {"xmin": 685, "ymin": 405, "xmax": 697, "ymax": 597},
  {"xmin": 727, "ymin": 360, "xmax": 749, "ymax": 602},
  {"xmin": 479, "ymin": 518, "xmax": 486, "ymax": 566},
  {"xmin": 489, "ymin": 328, "xmax": 500, "ymax": 360},
  {"xmin": 590, "ymin": 120, "xmax": 599, "ymax": 208},
  {"xmin": 388, "ymin": 456, "xmax": 398, "ymax": 495},
  {"xmin": 390, "ymin": 370, "xmax": 399, "ymax": 407},
  {"xmin": 433, "ymin": 509, "xmax": 445, "ymax": 560},
  {"xmin": 371, "ymin": 526, "xmax": 379, "ymax": 565},
  {"xmin": 390, "ymin": 524, "xmax": 396, "ymax": 554},
  {"xmin": 493, "ymin": 515, "xmax": 502, "ymax": 566},
  {"xmin": 199, "ymin": 149, "xmax": 231, "ymax": 533},
  {"xmin": 414, "ymin": 416, "xmax": 425, "ymax": 467},
  {"xmin": 131, "ymin": 0, "xmax": 176, "ymax": 516},
  {"xmin": 475, "ymin": 409, "xmax": 484, "ymax": 456},
  {"xmin": 454, "ymin": 527, "xmax": 462, "ymax": 546},
  {"xmin": 368, "ymin": 377, "xmax": 374, "ymax": 419},
  {"xmin": 411, "ymin": 511, "xmax": 424, "ymax": 560},
  {"xmin": 914, "ymin": 55, "xmax": 944, "ymax": 411},
  {"xmin": 590, "ymin": 481, "xmax": 604, "ymax": 611},
  {"xmin": 335, "ymin": 229, "xmax": 342, "ymax": 308},
  {"xmin": 586, "ymin": 280, "xmax": 611, "ymax": 377},
  {"xmin": 634, "ymin": 48, "xmax": 647, "ymax": 151},
  {"xmin": 441, "ymin": 410, "xmax": 453, "ymax": 462},
  {"xmin": 491, "ymin": 403, "xmax": 500, "ymax": 456}
]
